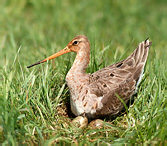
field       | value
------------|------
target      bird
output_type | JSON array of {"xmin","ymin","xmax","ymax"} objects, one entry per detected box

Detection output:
[{"xmin": 27, "ymin": 35, "xmax": 152, "ymax": 122}]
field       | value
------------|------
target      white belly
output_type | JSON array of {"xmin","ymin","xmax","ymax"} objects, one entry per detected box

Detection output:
[{"xmin": 70, "ymin": 96, "xmax": 84, "ymax": 116}]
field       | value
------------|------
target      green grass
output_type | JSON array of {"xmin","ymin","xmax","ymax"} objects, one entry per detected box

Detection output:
[{"xmin": 0, "ymin": 0, "xmax": 167, "ymax": 145}]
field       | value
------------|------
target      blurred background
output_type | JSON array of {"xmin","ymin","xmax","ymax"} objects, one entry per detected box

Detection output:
[
  {"xmin": 0, "ymin": 0, "xmax": 167, "ymax": 144},
  {"xmin": 0, "ymin": 0, "xmax": 167, "ymax": 68}
]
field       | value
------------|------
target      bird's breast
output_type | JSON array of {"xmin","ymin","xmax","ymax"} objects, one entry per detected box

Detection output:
[{"xmin": 65, "ymin": 72, "xmax": 104, "ymax": 118}]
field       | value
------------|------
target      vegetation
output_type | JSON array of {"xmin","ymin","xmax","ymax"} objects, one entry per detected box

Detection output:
[{"xmin": 0, "ymin": 0, "xmax": 167, "ymax": 145}]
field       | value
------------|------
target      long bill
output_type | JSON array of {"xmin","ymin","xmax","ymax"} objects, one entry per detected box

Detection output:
[{"xmin": 27, "ymin": 47, "xmax": 71, "ymax": 68}]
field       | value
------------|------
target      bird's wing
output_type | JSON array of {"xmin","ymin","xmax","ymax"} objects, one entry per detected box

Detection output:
[{"xmin": 88, "ymin": 39, "xmax": 152, "ymax": 117}]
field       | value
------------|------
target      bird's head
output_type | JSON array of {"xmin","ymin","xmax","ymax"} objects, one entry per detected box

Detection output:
[{"xmin": 27, "ymin": 35, "xmax": 90, "ymax": 68}]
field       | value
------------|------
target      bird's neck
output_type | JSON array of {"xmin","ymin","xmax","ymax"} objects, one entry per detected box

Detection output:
[
  {"xmin": 70, "ymin": 50, "xmax": 90, "ymax": 74},
  {"xmin": 66, "ymin": 50, "xmax": 90, "ymax": 85}
]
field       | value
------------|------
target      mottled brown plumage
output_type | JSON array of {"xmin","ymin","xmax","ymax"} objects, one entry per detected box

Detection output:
[
  {"xmin": 27, "ymin": 35, "xmax": 152, "ymax": 119},
  {"xmin": 89, "ymin": 39, "xmax": 152, "ymax": 117}
]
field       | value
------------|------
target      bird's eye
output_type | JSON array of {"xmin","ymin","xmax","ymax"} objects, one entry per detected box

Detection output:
[{"xmin": 73, "ymin": 41, "xmax": 79, "ymax": 45}]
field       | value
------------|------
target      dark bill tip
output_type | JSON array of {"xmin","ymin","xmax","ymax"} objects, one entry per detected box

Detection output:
[{"xmin": 27, "ymin": 61, "xmax": 41, "ymax": 68}]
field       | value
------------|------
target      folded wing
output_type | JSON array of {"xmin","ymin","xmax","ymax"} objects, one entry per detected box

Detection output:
[{"xmin": 88, "ymin": 39, "xmax": 152, "ymax": 117}]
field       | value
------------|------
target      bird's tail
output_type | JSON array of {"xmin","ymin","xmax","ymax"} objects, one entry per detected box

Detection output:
[{"xmin": 132, "ymin": 38, "xmax": 152, "ymax": 86}]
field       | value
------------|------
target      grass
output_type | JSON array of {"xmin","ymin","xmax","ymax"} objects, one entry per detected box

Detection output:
[{"xmin": 0, "ymin": 0, "xmax": 167, "ymax": 145}]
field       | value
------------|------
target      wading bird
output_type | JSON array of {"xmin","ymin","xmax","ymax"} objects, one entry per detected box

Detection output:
[{"xmin": 27, "ymin": 35, "xmax": 151, "ymax": 127}]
